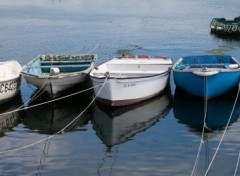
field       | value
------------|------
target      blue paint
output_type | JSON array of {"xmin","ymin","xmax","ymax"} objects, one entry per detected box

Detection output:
[{"xmin": 173, "ymin": 55, "xmax": 240, "ymax": 99}]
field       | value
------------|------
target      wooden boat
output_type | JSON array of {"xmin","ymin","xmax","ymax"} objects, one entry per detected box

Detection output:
[
  {"xmin": 210, "ymin": 16, "xmax": 240, "ymax": 35},
  {"xmin": 21, "ymin": 54, "xmax": 96, "ymax": 98},
  {"xmin": 90, "ymin": 55, "xmax": 172, "ymax": 106},
  {"xmin": 0, "ymin": 60, "xmax": 22, "ymax": 104},
  {"xmin": 172, "ymin": 55, "xmax": 240, "ymax": 99}
]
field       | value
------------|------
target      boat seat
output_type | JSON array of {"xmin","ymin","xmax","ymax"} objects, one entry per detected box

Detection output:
[
  {"xmin": 28, "ymin": 64, "xmax": 91, "ymax": 69},
  {"xmin": 40, "ymin": 61, "xmax": 92, "ymax": 65},
  {"xmin": 187, "ymin": 64, "xmax": 227, "ymax": 69},
  {"xmin": 228, "ymin": 64, "xmax": 239, "ymax": 69},
  {"xmin": 27, "ymin": 64, "xmax": 91, "ymax": 73}
]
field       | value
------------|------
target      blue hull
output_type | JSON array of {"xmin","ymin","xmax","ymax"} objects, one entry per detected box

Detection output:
[
  {"xmin": 173, "ymin": 71, "xmax": 240, "ymax": 99},
  {"xmin": 173, "ymin": 55, "xmax": 240, "ymax": 99}
]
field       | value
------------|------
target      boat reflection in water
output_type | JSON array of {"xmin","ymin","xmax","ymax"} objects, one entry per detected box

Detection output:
[
  {"xmin": 23, "ymin": 83, "xmax": 93, "ymax": 134},
  {"xmin": 0, "ymin": 93, "xmax": 23, "ymax": 137},
  {"xmin": 173, "ymin": 88, "xmax": 240, "ymax": 136},
  {"xmin": 92, "ymin": 87, "xmax": 172, "ymax": 151}
]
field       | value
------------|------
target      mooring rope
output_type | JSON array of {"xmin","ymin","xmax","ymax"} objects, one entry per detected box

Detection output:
[
  {"xmin": 203, "ymin": 80, "xmax": 240, "ymax": 176},
  {"xmin": 0, "ymin": 58, "xmax": 55, "ymax": 121},
  {"xmin": 234, "ymin": 150, "xmax": 240, "ymax": 176},
  {"xmin": 191, "ymin": 75, "xmax": 209, "ymax": 176},
  {"xmin": 87, "ymin": 43, "xmax": 101, "ymax": 54},
  {"xmin": 0, "ymin": 55, "xmax": 135, "ymax": 155},
  {"xmin": 0, "ymin": 75, "xmax": 109, "ymax": 154},
  {"xmin": 0, "ymin": 53, "xmax": 128, "ymax": 117},
  {"xmin": 0, "ymin": 81, "xmax": 105, "ymax": 117},
  {"xmin": 0, "ymin": 56, "xmax": 57, "ymax": 119}
]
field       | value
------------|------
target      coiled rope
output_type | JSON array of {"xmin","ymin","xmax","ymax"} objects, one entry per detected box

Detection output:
[{"xmin": 0, "ymin": 75, "xmax": 109, "ymax": 154}]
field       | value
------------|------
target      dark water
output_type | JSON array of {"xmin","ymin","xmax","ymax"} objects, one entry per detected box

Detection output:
[{"xmin": 0, "ymin": 0, "xmax": 240, "ymax": 175}]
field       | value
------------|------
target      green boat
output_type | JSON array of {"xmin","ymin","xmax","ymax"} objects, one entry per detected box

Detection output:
[{"xmin": 210, "ymin": 16, "xmax": 240, "ymax": 35}]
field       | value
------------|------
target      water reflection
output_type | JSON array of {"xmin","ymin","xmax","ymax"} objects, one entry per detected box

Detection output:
[
  {"xmin": 0, "ymin": 93, "xmax": 23, "ymax": 137},
  {"xmin": 210, "ymin": 32, "xmax": 240, "ymax": 42},
  {"xmin": 173, "ymin": 88, "xmax": 240, "ymax": 138},
  {"xmin": 23, "ymin": 83, "xmax": 93, "ymax": 134},
  {"xmin": 92, "ymin": 87, "xmax": 172, "ymax": 151}
]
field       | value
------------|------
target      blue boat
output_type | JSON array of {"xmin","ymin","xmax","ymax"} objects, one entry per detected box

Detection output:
[{"xmin": 172, "ymin": 55, "xmax": 240, "ymax": 99}]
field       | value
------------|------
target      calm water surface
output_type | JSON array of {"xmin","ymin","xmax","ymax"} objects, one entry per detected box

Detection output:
[{"xmin": 0, "ymin": 0, "xmax": 240, "ymax": 175}]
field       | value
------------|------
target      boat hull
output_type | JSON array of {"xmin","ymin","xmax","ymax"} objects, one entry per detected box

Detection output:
[
  {"xmin": 22, "ymin": 73, "xmax": 88, "ymax": 97},
  {"xmin": 91, "ymin": 71, "xmax": 170, "ymax": 106},
  {"xmin": 0, "ymin": 60, "xmax": 22, "ymax": 104},
  {"xmin": 0, "ymin": 77, "xmax": 21, "ymax": 104},
  {"xmin": 172, "ymin": 55, "xmax": 240, "ymax": 99},
  {"xmin": 173, "ymin": 71, "xmax": 240, "ymax": 99},
  {"xmin": 210, "ymin": 18, "xmax": 240, "ymax": 36}
]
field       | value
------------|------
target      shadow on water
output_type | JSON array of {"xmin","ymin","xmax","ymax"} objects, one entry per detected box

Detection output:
[
  {"xmin": 92, "ymin": 87, "xmax": 172, "ymax": 175},
  {"xmin": 210, "ymin": 32, "xmax": 240, "ymax": 42},
  {"xmin": 92, "ymin": 86, "xmax": 173, "ymax": 151},
  {"xmin": 173, "ymin": 88, "xmax": 240, "ymax": 139},
  {"xmin": 0, "ymin": 93, "xmax": 23, "ymax": 137},
  {"xmin": 22, "ymin": 79, "xmax": 94, "ymax": 134}
]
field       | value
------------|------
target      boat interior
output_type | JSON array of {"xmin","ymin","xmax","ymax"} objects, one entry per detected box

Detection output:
[
  {"xmin": 24, "ymin": 55, "xmax": 94, "ymax": 75},
  {"xmin": 91, "ymin": 62, "xmax": 170, "ymax": 78},
  {"xmin": 175, "ymin": 56, "xmax": 239, "ymax": 71}
]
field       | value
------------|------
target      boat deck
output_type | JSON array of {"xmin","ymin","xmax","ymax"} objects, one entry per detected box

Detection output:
[
  {"xmin": 25, "ymin": 60, "xmax": 92, "ymax": 75},
  {"xmin": 29, "ymin": 64, "xmax": 91, "ymax": 73},
  {"xmin": 175, "ymin": 63, "xmax": 239, "ymax": 71},
  {"xmin": 91, "ymin": 70, "xmax": 167, "ymax": 78}
]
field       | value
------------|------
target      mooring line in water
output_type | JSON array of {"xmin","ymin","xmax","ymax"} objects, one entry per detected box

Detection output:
[
  {"xmin": 0, "ymin": 57, "xmax": 55, "ymax": 120},
  {"xmin": 0, "ymin": 53, "xmax": 124, "ymax": 118},
  {"xmin": 234, "ymin": 150, "xmax": 240, "ymax": 176},
  {"xmin": 36, "ymin": 137, "xmax": 51, "ymax": 175},
  {"xmin": 203, "ymin": 80, "xmax": 240, "ymax": 176},
  {"xmin": 191, "ymin": 76, "xmax": 209, "ymax": 176},
  {"xmin": 87, "ymin": 43, "xmax": 101, "ymax": 54},
  {"xmin": 0, "ymin": 77, "xmax": 50, "ymax": 121},
  {"xmin": 0, "ymin": 75, "xmax": 109, "ymax": 155},
  {"xmin": 0, "ymin": 80, "xmax": 106, "ymax": 117}
]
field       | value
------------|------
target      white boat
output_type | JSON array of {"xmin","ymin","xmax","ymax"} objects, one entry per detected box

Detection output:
[
  {"xmin": 90, "ymin": 55, "xmax": 172, "ymax": 106},
  {"xmin": 21, "ymin": 54, "xmax": 96, "ymax": 98},
  {"xmin": 0, "ymin": 60, "xmax": 22, "ymax": 104}
]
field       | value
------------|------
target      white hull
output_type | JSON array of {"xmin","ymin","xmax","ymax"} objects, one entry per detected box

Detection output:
[
  {"xmin": 0, "ymin": 77, "xmax": 21, "ymax": 104},
  {"xmin": 0, "ymin": 60, "xmax": 22, "ymax": 104},
  {"xmin": 90, "ymin": 56, "xmax": 172, "ymax": 106},
  {"xmin": 91, "ymin": 72, "xmax": 170, "ymax": 106}
]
